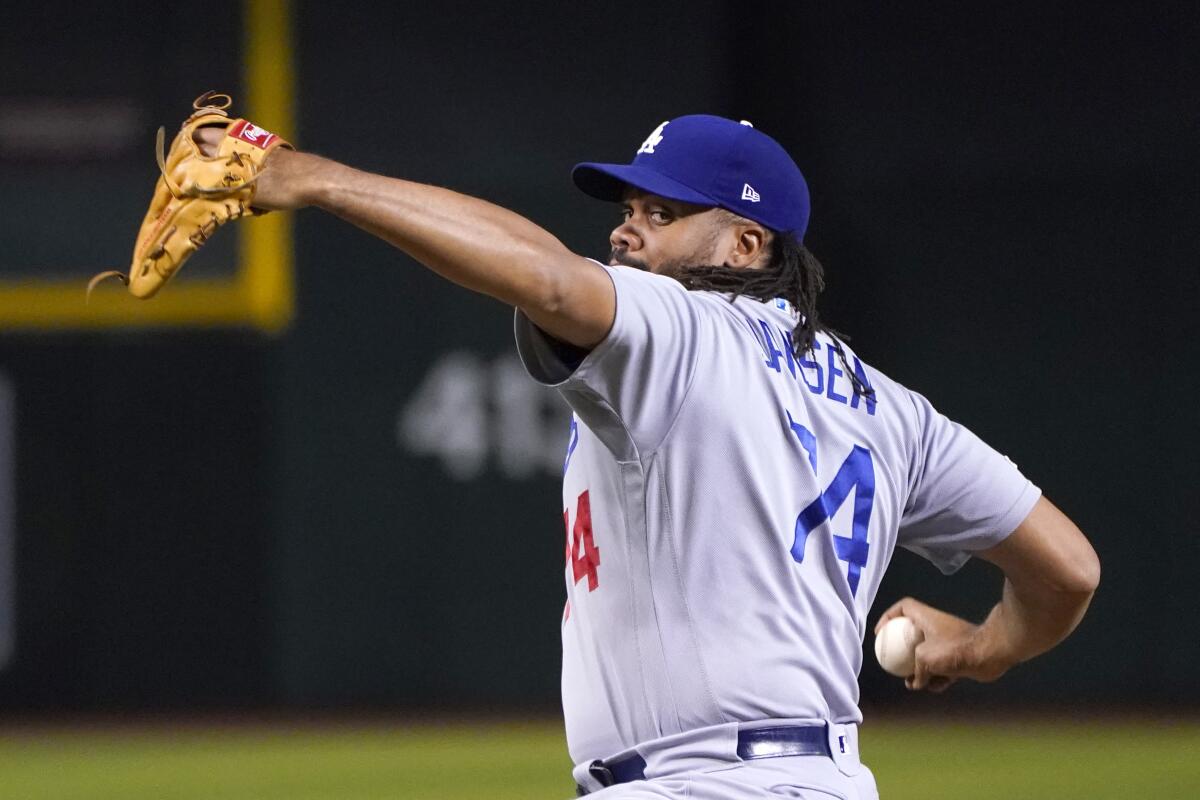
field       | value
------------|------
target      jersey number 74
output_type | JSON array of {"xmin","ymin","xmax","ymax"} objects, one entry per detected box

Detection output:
[{"xmin": 787, "ymin": 413, "xmax": 875, "ymax": 596}]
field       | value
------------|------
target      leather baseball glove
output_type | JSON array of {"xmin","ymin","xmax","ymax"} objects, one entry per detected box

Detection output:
[{"xmin": 89, "ymin": 91, "xmax": 292, "ymax": 300}]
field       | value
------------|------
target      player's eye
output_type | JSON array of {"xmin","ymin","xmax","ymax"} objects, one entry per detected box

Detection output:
[
  {"xmin": 619, "ymin": 207, "xmax": 633, "ymax": 222},
  {"xmin": 649, "ymin": 210, "xmax": 671, "ymax": 224}
]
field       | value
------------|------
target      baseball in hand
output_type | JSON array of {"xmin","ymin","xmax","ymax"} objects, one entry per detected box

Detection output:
[{"xmin": 874, "ymin": 617, "xmax": 924, "ymax": 677}]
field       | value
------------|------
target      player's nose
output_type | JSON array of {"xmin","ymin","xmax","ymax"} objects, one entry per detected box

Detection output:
[{"xmin": 609, "ymin": 220, "xmax": 642, "ymax": 254}]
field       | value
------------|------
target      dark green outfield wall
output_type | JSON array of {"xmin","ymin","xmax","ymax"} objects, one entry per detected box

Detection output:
[{"xmin": 0, "ymin": 2, "xmax": 1195, "ymax": 712}]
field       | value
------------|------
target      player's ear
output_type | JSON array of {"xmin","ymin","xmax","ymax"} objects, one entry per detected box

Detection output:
[{"xmin": 724, "ymin": 224, "xmax": 768, "ymax": 269}]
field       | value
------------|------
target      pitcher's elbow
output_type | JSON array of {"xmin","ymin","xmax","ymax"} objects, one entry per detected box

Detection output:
[{"xmin": 1068, "ymin": 543, "xmax": 1101, "ymax": 596}]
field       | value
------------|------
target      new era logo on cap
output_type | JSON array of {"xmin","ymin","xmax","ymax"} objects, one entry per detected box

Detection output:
[{"xmin": 741, "ymin": 183, "xmax": 761, "ymax": 202}]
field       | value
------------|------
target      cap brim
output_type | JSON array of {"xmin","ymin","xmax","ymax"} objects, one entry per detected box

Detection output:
[{"xmin": 572, "ymin": 162, "xmax": 716, "ymax": 207}]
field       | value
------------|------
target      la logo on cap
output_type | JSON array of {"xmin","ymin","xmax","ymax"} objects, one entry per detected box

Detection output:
[{"xmin": 637, "ymin": 121, "xmax": 669, "ymax": 155}]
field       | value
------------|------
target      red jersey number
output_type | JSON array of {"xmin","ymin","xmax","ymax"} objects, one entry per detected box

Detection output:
[{"xmin": 563, "ymin": 490, "xmax": 600, "ymax": 591}]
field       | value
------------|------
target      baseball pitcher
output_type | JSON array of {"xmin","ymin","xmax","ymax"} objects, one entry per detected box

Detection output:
[{"xmin": 126, "ymin": 97, "xmax": 1100, "ymax": 799}]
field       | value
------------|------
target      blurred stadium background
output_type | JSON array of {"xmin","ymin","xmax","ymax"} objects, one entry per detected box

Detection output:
[{"xmin": 1, "ymin": 1, "xmax": 1197, "ymax": 797}]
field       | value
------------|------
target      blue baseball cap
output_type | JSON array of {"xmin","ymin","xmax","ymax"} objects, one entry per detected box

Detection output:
[{"xmin": 573, "ymin": 115, "xmax": 811, "ymax": 240}]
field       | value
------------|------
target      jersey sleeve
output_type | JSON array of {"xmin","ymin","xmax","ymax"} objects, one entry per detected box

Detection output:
[
  {"xmin": 898, "ymin": 390, "xmax": 1042, "ymax": 574},
  {"xmin": 514, "ymin": 263, "xmax": 702, "ymax": 457}
]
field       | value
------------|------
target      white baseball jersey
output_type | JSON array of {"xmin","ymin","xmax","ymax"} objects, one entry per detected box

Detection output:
[{"xmin": 514, "ymin": 263, "xmax": 1040, "ymax": 766}]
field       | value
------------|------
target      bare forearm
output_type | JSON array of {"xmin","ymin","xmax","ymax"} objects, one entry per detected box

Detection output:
[
  {"xmin": 306, "ymin": 153, "xmax": 576, "ymax": 304},
  {"xmin": 881, "ymin": 497, "xmax": 1099, "ymax": 690},
  {"xmin": 241, "ymin": 142, "xmax": 615, "ymax": 346},
  {"xmin": 977, "ymin": 576, "xmax": 1095, "ymax": 669},
  {"xmin": 974, "ymin": 496, "xmax": 1100, "ymax": 672}
]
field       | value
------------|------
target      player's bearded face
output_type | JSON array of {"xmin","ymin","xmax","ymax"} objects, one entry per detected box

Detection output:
[
  {"xmin": 609, "ymin": 244, "xmax": 722, "ymax": 277},
  {"xmin": 608, "ymin": 193, "xmax": 725, "ymax": 277}
]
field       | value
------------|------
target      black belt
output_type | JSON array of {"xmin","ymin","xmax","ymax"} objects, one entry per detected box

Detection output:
[{"xmin": 577, "ymin": 724, "xmax": 833, "ymax": 795}]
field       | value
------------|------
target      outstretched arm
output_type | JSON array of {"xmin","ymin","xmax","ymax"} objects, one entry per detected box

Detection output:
[
  {"xmin": 876, "ymin": 496, "xmax": 1100, "ymax": 692},
  {"xmin": 201, "ymin": 131, "xmax": 616, "ymax": 348}
]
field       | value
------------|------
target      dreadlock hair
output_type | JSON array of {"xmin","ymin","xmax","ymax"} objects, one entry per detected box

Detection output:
[{"xmin": 670, "ymin": 216, "xmax": 874, "ymax": 400}]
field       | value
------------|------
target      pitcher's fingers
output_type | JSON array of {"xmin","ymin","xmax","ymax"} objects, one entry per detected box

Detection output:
[
  {"xmin": 908, "ymin": 653, "xmax": 932, "ymax": 691},
  {"xmin": 874, "ymin": 596, "xmax": 920, "ymax": 634}
]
